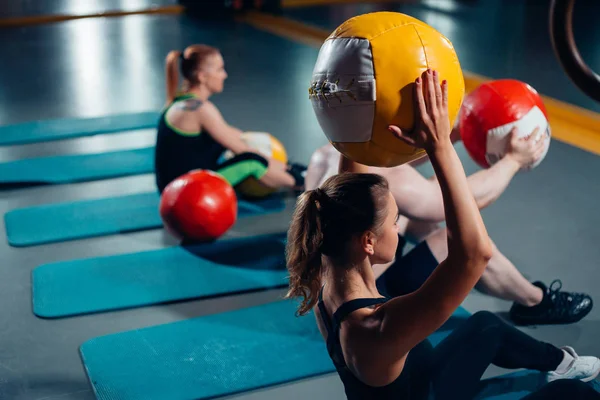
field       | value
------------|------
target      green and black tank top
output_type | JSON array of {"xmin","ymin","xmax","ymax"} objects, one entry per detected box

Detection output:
[
  {"xmin": 154, "ymin": 94, "xmax": 228, "ymax": 192},
  {"xmin": 154, "ymin": 94, "xmax": 269, "ymax": 193}
]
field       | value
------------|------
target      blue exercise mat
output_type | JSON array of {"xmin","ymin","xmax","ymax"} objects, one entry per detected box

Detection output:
[
  {"xmin": 0, "ymin": 147, "xmax": 154, "ymax": 187},
  {"xmin": 81, "ymin": 301, "xmax": 591, "ymax": 400},
  {"xmin": 0, "ymin": 112, "xmax": 160, "ymax": 146},
  {"xmin": 79, "ymin": 299, "xmax": 342, "ymax": 400},
  {"xmin": 5, "ymin": 192, "xmax": 285, "ymax": 247},
  {"xmin": 33, "ymin": 232, "xmax": 288, "ymax": 318}
]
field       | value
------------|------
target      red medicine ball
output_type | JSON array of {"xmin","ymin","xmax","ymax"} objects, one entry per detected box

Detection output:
[
  {"xmin": 459, "ymin": 79, "xmax": 551, "ymax": 170},
  {"xmin": 159, "ymin": 170, "xmax": 237, "ymax": 241}
]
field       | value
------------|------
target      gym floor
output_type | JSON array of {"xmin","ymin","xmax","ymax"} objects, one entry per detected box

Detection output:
[{"xmin": 0, "ymin": 0, "xmax": 598, "ymax": 399}]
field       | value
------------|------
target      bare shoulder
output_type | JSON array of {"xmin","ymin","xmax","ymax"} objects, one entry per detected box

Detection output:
[
  {"xmin": 171, "ymin": 97, "xmax": 205, "ymax": 112},
  {"xmin": 339, "ymin": 309, "xmax": 401, "ymax": 384},
  {"xmin": 193, "ymin": 100, "xmax": 217, "ymax": 114},
  {"xmin": 195, "ymin": 101, "xmax": 226, "ymax": 122},
  {"xmin": 314, "ymin": 296, "xmax": 407, "ymax": 386}
]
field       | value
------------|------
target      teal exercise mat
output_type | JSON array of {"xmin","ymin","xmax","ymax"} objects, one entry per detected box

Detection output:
[
  {"xmin": 79, "ymin": 301, "xmax": 466, "ymax": 400},
  {"xmin": 80, "ymin": 302, "xmax": 598, "ymax": 400},
  {"xmin": 0, "ymin": 112, "xmax": 160, "ymax": 146},
  {"xmin": 5, "ymin": 191, "xmax": 286, "ymax": 247},
  {"xmin": 79, "ymin": 299, "xmax": 339, "ymax": 400},
  {"xmin": 0, "ymin": 147, "xmax": 154, "ymax": 188},
  {"xmin": 33, "ymin": 232, "xmax": 288, "ymax": 318}
]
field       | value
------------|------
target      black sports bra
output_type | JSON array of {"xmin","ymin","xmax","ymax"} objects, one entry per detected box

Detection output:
[{"xmin": 317, "ymin": 288, "xmax": 433, "ymax": 399}]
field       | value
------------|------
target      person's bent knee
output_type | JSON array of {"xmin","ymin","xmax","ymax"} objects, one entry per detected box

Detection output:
[
  {"xmin": 217, "ymin": 152, "xmax": 269, "ymax": 186},
  {"xmin": 234, "ymin": 152, "xmax": 269, "ymax": 173},
  {"xmin": 470, "ymin": 310, "xmax": 500, "ymax": 322},
  {"xmin": 238, "ymin": 152, "xmax": 269, "ymax": 180},
  {"xmin": 466, "ymin": 310, "xmax": 503, "ymax": 331}
]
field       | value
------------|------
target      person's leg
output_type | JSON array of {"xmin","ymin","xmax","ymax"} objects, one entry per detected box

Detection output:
[
  {"xmin": 476, "ymin": 240, "xmax": 544, "ymax": 306},
  {"xmin": 431, "ymin": 311, "xmax": 600, "ymax": 399},
  {"xmin": 379, "ymin": 218, "xmax": 541, "ymax": 302},
  {"xmin": 262, "ymin": 154, "xmax": 307, "ymax": 190},
  {"xmin": 430, "ymin": 311, "xmax": 564, "ymax": 399},
  {"xmin": 216, "ymin": 152, "xmax": 302, "ymax": 190},
  {"xmin": 267, "ymin": 157, "xmax": 288, "ymax": 171},
  {"xmin": 419, "ymin": 227, "xmax": 544, "ymax": 305},
  {"xmin": 521, "ymin": 379, "xmax": 600, "ymax": 399},
  {"xmin": 377, "ymin": 244, "xmax": 600, "ymax": 398},
  {"xmin": 402, "ymin": 217, "xmax": 440, "ymax": 243},
  {"xmin": 260, "ymin": 166, "xmax": 295, "ymax": 188},
  {"xmin": 267, "ymin": 156, "xmax": 306, "ymax": 177},
  {"xmin": 418, "ymin": 227, "xmax": 593, "ymax": 325}
]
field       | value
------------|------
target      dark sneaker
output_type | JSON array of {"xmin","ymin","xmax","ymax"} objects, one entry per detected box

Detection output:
[
  {"xmin": 287, "ymin": 162, "xmax": 307, "ymax": 190},
  {"xmin": 509, "ymin": 280, "xmax": 593, "ymax": 326},
  {"xmin": 287, "ymin": 162, "xmax": 307, "ymax": 172}
]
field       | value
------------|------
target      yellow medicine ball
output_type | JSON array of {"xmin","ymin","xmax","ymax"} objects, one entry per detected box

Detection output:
[
  {"xmin": 309, "ymin": 11, "xmax": 465, "ymax": 167},
  {"xmin": 222, "ymin": 132, "xmax": 288, "ymax": 198}
]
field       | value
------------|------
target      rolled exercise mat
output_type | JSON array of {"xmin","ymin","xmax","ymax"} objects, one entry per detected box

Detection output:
[
  {"xmin": 5, "ymin": 192, "xmax": 285, "ymax": 247},
  {"xmin": 0, "ymin": 112, "xmax": 160, "ymax": 145},
  {"xmin": 33, "ymin": 232, "xmax": 288, "ymax": 318}
]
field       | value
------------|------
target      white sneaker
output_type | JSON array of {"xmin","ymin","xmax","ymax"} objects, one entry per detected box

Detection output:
[{"xmin": 546, "ymin": 346, "xmax": 600, "ymax": 383}]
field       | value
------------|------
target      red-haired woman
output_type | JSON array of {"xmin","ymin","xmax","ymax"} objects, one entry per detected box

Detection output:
[{"xmin": 154, "ymin": 45, "xmax": 306, "ymax": 194}]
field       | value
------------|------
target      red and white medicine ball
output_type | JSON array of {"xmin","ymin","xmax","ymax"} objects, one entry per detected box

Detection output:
[{"xmin": 459, "ymin": 79, "xmax": 551, "ymax": 170}]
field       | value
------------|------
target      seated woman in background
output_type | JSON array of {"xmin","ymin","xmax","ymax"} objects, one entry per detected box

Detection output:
[{"xmin": 154, "ymin": 44, "xmax": 306, "ymax": 194}]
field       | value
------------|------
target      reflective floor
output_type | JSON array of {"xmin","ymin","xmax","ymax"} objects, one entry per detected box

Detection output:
[
  {"xmin": 0, "ymin": 0, "xmax": 178, "ymax": 18},
  {"xmin": 0, "ymin": 1, "xmax": 599, "ymax": 399}
]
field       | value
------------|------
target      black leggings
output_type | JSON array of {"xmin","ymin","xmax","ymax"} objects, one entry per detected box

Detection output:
[
  {"xmin": 375, "ymin": 238, "xmax": 598, "ymax": 399},
  {"xmin": 155, "ymin": 152, "xmax": 268, "ymax": 194},
  {"xmin": 430, "ymin": 311, "xmax": 564, "ymax": 399},
  {"xmin": 215, "ymin": 152, "xmax": 269, "ymax": 187}
]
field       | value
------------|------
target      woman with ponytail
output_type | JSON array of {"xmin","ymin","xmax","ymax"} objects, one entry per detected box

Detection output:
[
  {"xmin": 286, "ymin": 69, "xmax": 600, "ymax": 399},
  {"xmin": 154, "ymin": 45, "xmax": 306, "ymax": 194}
]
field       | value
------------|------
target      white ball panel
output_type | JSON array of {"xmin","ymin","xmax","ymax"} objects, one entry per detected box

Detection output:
[
  {"xmin": 485, "ymin": 106, "xmax": 551, "ymax": 169},
  {"xmin": 310, "ymin": 38, "xmax": 376, "ymax": 143}
]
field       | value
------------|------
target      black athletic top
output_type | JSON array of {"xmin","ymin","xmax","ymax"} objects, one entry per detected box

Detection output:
[
  {"xmin": 317, "ymin": 289, "xmax": 433, "ymax": 400},
  {"xmin": 154, "ymin": 94, "xmax": 227, "ymax": 192}
]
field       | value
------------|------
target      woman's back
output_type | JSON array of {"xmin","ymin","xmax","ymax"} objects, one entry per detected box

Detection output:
[
  {"xmin": 315, "ymin": 290, "xmax": 434, "ymax": 400},
  {"xmin": 154, "ymin": 95, "xmax": 225, "ymax": 192}
]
